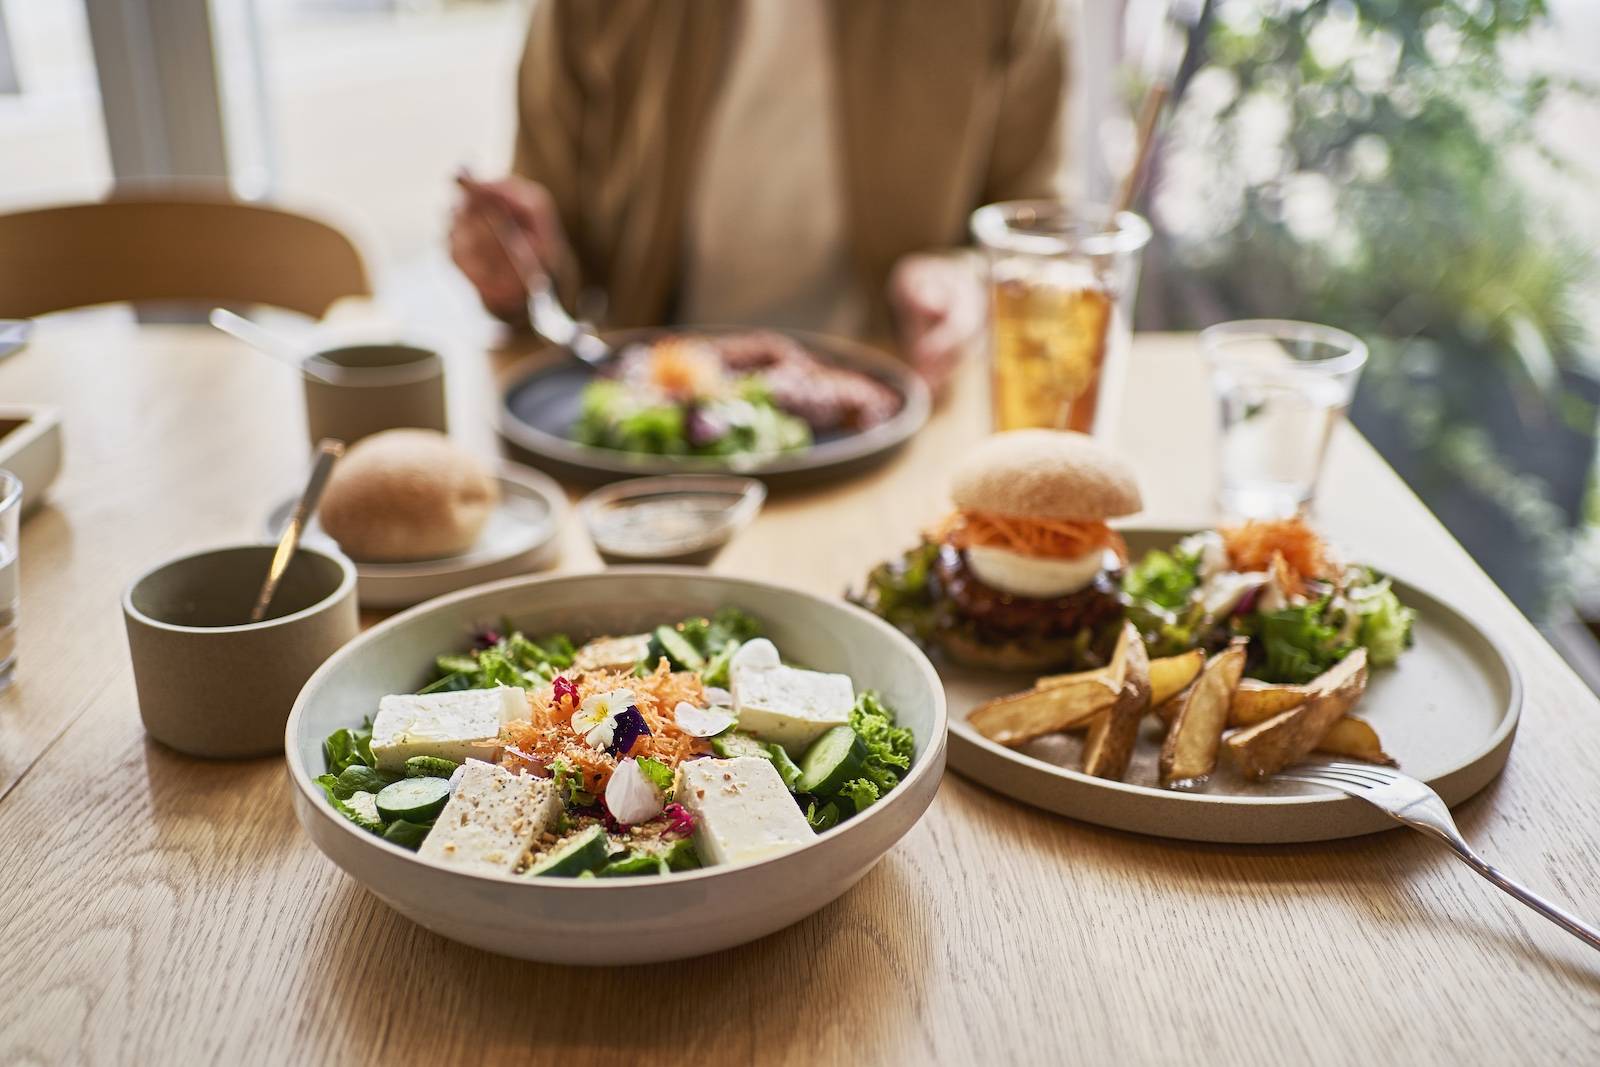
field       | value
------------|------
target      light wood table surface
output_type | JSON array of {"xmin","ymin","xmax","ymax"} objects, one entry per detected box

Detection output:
[{"xmin": 1, "ymin": 315, "xmax": 1597, "ymax": 1066}]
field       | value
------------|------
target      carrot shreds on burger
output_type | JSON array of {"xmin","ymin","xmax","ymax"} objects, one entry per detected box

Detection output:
[{"xmin": 931, "ymin": 510, "xmax": 1128, "ymax": 563}]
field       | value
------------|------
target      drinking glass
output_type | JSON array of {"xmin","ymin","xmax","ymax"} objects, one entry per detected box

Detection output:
[
  {"xmin": 0, "ymin": 470, "xmax": 19, "ymax": 690},
  {"xmin": 1201, "ymin": 320, "xmax": 1368, "ymax": 519},
  {"xmin": 971, "ymin": 201, "xmax": 1151, "ymax": 439}
]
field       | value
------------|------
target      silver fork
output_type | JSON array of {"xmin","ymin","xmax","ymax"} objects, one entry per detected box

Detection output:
[{"xmin": 1281, "ymin": 760, "xmax": 1600, "ymax": 950}]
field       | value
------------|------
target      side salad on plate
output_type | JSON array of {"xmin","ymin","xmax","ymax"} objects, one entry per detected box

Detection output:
[
  {"xmin": 315, "ymin": 608, "xmax": 916, "ymax": 878},
  {"xmin": 1122, "ymin": 518, "xmax": 1414, "ymax": 683},
  {"xmin": 573, "ymin": 332, "xmax": 902, "ymax": 460}
]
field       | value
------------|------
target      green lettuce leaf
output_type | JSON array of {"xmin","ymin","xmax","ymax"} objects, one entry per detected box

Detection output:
[
  {"xmin": 805, "ymin": 800, "xmax": 841, "ymax": 832},
  {"xmin": 1350, "ymin": 576, "xmax": 1416, "ymax": 667},
  {"xmin": 636, "ymin": 757, "xmax": 675, "ymax": 796},
  {"xmin": 323, "ymin": 717, "xmax": 376, "ymax": 774},
  {"xmin": 314, "ymin": 775, "xmax": 384, "ymax": 832},
  {"xmin": 1122, "ymin": 545, "xmax": 1202, "ymax": 612},
  {"xmin": 381, "ymin": 819, "xmax": 433, "ymax": 849},
  {"xmin": 1253, "ymin": 598, "xmax": 1354, "ymax": 684},
  {"xmin": 550, "ymin": 757, "xmax": 596, "ymax": 807},
  {"xmin": 849, "ymin": 692, "xmax": 914, "ymax": 795},
  {"xmin": 850, "ymin": 541, "xmax": 946, "ymax": 643},
  {"xmin": 838, "ymin": 777, "xmax": 881, "ymax": 814}
]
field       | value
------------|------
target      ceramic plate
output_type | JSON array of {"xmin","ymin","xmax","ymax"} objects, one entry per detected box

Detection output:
[
  {"xmin": 285, "ymin": 569, "xmax": 947, "ymax": 964},
  {"xmin": 945, "ymin": 527, "xmax": 1523, "ymax": 843},
  {"xmin": 496, "ymin": 327, "xmax": 930, "ymax": 489},
  {"xmin": 265, "ymin": 461, "xmax": 564, "ymax": 609}
]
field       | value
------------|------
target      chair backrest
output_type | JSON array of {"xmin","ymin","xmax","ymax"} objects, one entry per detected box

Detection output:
[{"xmin": 0, "ymin": 193, "xmax": 372, "ymax": 319}]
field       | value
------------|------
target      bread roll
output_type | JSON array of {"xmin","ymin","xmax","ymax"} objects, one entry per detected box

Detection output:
[
  {"xmin": 950, "ymin": 429, "xmax": 1141, "ymax": 522},
  {"xmin": 319, "ymin": 429, "xmax": 499, "ymax": 562}
]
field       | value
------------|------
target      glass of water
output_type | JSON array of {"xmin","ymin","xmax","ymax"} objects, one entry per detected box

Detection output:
[
  {"xmin": 1201, "ymin": 320, "xmax": 1367, "ymax": 519},
  {"xmin": 0, "ymin": 471, "xmax": 18, "ymax": 690}
]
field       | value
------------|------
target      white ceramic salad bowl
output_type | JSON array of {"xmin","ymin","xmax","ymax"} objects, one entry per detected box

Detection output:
[{"xmin": 286, "ymin": 569, "xmax": 947, "ymax": 964}]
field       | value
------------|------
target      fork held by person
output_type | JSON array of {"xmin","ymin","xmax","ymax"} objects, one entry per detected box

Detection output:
[{"xmin": 447, "ymin": 0, "xmax": 1070, "ymax": 392}]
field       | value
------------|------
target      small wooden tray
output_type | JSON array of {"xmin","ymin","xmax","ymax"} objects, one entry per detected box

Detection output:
[{"xmin": 0, "ymin": 404, "xmax": 63, "ymax": 517}]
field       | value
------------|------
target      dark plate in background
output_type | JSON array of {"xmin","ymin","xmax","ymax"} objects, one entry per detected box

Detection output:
[{"xmin": 496, "ymin": 327, "xmax": 930, "ymax": 489}]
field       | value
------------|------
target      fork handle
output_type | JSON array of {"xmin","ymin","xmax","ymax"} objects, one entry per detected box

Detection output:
[{"xmin": 1448, "ymin": 842, "xmax": 1600, "ymax": 951}]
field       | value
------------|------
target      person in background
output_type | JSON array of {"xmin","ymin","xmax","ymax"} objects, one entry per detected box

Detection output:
[{"xmin": 450, "ymin": 0, "xmax": 1067, "ymax": 391}]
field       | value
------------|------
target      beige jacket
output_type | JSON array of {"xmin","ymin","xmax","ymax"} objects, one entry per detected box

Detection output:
[{"xmin": 512, "ymin": 0, "xmax": 1068, "ymax": 333}]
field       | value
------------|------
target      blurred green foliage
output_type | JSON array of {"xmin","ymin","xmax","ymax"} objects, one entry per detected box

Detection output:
[{"xmin": 1155, "ymin": 0, "xmax": 1596, "ymax": 613}]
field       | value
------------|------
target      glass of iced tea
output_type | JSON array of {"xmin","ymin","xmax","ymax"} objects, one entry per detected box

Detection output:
[{"xmin": 971, "ymin": 201, "xmax": 1150, "ymax": 438}]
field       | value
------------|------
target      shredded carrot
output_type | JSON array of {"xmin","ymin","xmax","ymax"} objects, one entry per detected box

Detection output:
[
  {"xmin": 1221, "ymin": 518, "xmax": 1331, "ymax": 595},
  {"xmin": 933, "ymin": 509, "xmax": 1127, "ymax": 563},
  {"xmin": 647, "ymin": 338, "xmax": 722, "ymax": 399},
  {"xmin": 499, "ymin": 659, "xmax": 711, "ymax": 794}
]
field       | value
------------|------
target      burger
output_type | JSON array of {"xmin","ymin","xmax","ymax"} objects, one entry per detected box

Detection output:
[{"xmin": 854, "ymin": 429, "xmax": 1141, "ymax": 672}]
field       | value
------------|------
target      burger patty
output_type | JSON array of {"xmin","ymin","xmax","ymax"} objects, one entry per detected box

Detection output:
[{"xmin": 934, "ymin": 545, "xmax": 1124, "ymax": 638}]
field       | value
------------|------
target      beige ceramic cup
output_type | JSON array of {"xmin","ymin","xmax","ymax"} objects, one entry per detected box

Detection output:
[
  {"xmin": 302, "ymin": 343, "xmax": 448, "ymax": 447},
  {"xmin": 123, "ymin": 544, "xmax": 359, "ymax": 758}
]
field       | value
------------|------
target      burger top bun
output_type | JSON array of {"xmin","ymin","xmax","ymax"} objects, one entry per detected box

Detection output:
[
  {"xmin": 950, "ymin": 429, "xmax": 1141, "ymax": 522},
  {"xmin": 319, "ymin": 429, "xmax": 499, "ymax": 562}
]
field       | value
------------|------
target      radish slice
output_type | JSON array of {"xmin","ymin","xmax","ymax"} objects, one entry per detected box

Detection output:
[
  {"xmin": 606, "ymin": 758, "xmax": 666, "ymax": 825},
  {"xmin": 673, "ymin": 701, "xmax": 737, "ymax": 737},
  {"xmin": 704, "ymin": 686, "xmax": 732, "ymax": 707}
]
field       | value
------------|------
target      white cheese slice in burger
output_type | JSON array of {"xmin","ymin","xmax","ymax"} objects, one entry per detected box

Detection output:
[{"xmin": 964, "ymin": 544, "xmax": 1112, "ymax": 599}]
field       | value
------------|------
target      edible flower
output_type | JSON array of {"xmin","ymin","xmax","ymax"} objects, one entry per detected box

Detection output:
[
  {"xmin": 661, "ymin": 802, "xmax": 696, "ymax": 836},
  {"xmin": 609, "ymin": 706, "xmax": 652, "ymax": 756},
  {"xmin": 572, "ymin": 688, "xmax": 634, "ymax": 750},
  {"xmin": 551, "ymin": 675, "xmax": 579, "ymax": 712},
  {"xmin": 605, "ymin": 758, "xmax": 667, "ymax": 826}
]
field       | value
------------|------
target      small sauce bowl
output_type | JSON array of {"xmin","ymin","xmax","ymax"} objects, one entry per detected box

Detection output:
[{"xmin": 578, "ymin": 475, "xmax": 765, "ymax": 567}]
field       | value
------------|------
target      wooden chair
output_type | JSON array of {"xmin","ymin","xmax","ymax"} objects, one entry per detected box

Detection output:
[{"xmin": 0, "ymin": 191, "xmax": 372, "ymax": 319}]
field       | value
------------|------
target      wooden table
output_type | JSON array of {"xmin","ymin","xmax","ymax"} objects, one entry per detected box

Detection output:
[{"xmin": 2, "ymin": 315, "xmax": 1597, "ymax": 1066}]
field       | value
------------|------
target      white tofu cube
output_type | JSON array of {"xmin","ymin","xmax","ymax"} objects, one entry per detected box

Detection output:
[
  {"xmin": 675, "ymin": 756, "xmax": 815, "ymax": 867},
  {"xmin": 418, "ymin": 760, "xmax": 562, "ymax": 876},
  {"xmin": 369, "ymin": 686, "xmax": 527, "ymax": 771},
  {"xmin": 731, "ymin": 663, "xmax": 855, "ymax": 755}
]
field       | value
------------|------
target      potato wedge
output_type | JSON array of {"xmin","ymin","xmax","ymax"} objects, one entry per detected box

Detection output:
[
  {"xmin": 968, "ymin": 677, "xmax": 1119, "ymax": 747},
  {"xmin": 1148, "ymin": 649, "xmax": 1206, "ymax": 708},
  {"xmin": 1159, "ymin": 644, "xmax": 1246, "ymax": 787},
  {"xmin": 1082, "ymin": 623, "xmax": 1151, "ymax": 781},
  {"xmin": 1316, "ymin": 715, "xmax": 1394, "ymax": 765},
  {"xmin": 1223, "ymin": 649, "xmax": 1369, "ymax": 779},
  {"xmin": 1228, "ymin": 679, "xmax": 1314, "ymax": 727}
]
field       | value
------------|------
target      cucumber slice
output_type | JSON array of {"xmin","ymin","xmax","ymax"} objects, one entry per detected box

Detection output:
[
  {"xmin": 796, "ymin": 726, "xmax": 867, "ymax": 796},
  {"xmin": 403, "ymin": 755, "xmax": 459, "ymax": 779},
  {"xmin": 596, "ymin": 851, "xmax": 666, "ymax": 878},
  {"xmin": 652, "ymin": 625, "xmax": 706, "ymax": 672},
  {"xmin": 766, "ymin": 743, "xmax": 804, "ymax": 792},
  {"xmin": 710, "ymin": 730, "xmax": 771, "ymax": 759},
  {"xmin": 375, "ymin": 777, "xmax": 451, "ymax": 822},
  {"xmin": 526, "ymin": 824, "xmax": 610, "ymax": 878}
]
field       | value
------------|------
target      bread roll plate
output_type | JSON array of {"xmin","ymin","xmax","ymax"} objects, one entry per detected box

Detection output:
[{"xmin": 264, "ymin": 461, "xmax": 564, "ymax": 609}]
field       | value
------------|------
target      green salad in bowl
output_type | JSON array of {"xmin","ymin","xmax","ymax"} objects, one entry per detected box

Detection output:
[{"xmin": 313, "ymin": 607, "xmax": 917, "ymax": 879}]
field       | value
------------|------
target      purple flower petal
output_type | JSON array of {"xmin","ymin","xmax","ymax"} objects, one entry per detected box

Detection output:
[{"xmin": 608, "ymin": 706, "xmax": 652, "ymax": 756}]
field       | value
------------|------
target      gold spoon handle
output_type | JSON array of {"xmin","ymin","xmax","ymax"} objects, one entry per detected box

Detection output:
[{"xmin": 251, "ymin": 439, "xmax": 344, "ymax": 623}]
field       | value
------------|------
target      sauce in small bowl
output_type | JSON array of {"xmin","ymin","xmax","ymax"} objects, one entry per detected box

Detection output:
[{"xmin": 578, "ymin": 476, "xmax": 765, "ymax": 566}]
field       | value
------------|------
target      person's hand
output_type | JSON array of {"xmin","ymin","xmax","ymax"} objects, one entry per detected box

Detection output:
[
  {"xmin": 449, "ymin": 172, "xmax": 571, "ymax": 324},
  {"xmin": 888, "ymin": 253, "xmax": 986, "ymax": 394}
]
